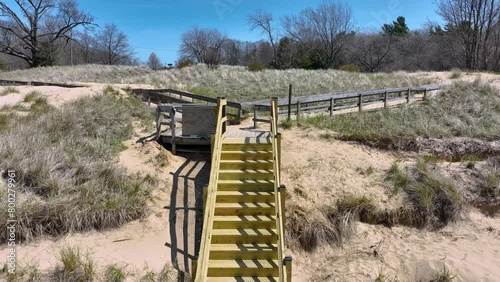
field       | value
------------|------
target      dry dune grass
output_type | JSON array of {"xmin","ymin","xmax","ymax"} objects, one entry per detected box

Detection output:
[
  {"xmin": 0, "ymin": 64, "xmax": 156, "ymax": 85},
  {"xmin": 0, "ymin": 64, "xmax": 437, "ymax": 102},
  {"xmin": 0, "ymin": 93, "xmax": 156, "ymax": 242},
  {"xmin": 302, "ymin": 81, "xmax": 500, "ymax": 156},
  {"xmin": 3, "ymin": 245, "xmax": 179, "ymax": 282}
]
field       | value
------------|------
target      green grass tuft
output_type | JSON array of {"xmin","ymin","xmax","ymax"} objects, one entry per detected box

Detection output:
[
  {"xmin": 23, "ymin": 91, "xmax": 42, "ymax": 103},
  {"xmin": 104, "ymin": 264, "xmax": 128, "ymax": 282},
  {"xmin": 53, "ymin": 246, "xmax": 96, "ymax": 281},
  {"xmin": 0, "ymin": 86, "xmax": 19, "ymax": 96},
  {"xmin": 386, "ymin": 162, "xmax": 409, "ymax": 195},
  {"xmin": 430, "ymin": 264, "xmax": 457, "ymax": 282},
  {"xmin": 386, "ymin": 160, "xmax": 465, "ymax": 228}
]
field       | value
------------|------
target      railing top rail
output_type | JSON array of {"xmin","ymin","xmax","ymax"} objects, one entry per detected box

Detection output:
[
  {"xmin": 194, "ymin": 97, "xmax": 227, "ymax": 281},
  {"xmin": 134, "ymin": 88, "xmax": 242, "ymax": 109},
  {"xmin": 270, "ymin": 97, "xmax": 286, "ymax": 282},
  {"xmin": 243, "ymin": 84, "xmax": 441, "ymax": 108}
]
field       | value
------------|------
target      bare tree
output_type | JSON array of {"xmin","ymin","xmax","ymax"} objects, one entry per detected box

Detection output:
[
  {"xmin": 349, "ymin": 34, "xmax": 392, "ymax": 72},
  {"xmin": 95, "ymin": 24, "xmax": 133, "ymax": 65},
  {"xmin": 179, "ymin": 27, "xmax": 227, "ymax": 68},
  {"xmin": 75, "ymin": 29, "xmax": 97, "ymax": 64},
  {"xmin": 222, "ymin": 39, "xmax": 241, "ymax": 65},
  {"xmin": 247, "ymin": 9, "xmax": 279, "ymax": 68},
  {"xmin": 0, "ymin": 0, "xmax": 94, "ymax": 67},
  {"xmin": 438, "ymin": 0, "xmax": 500, "ymax": 70},
  {"xmin": 282, "ymin": 1, "xmax": 355, "ymax": 67},
  {"xmin": 147, "ymin": 52, "xmax": 161, "ymax": 70}
]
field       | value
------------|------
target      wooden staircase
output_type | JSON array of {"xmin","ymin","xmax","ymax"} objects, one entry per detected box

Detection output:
[
  {"xmin": 205, "ymin": 137, "xmax": 279, "ymax": 281},
  {"xmin": 194, "ymin": 98, "xmax": 291, "ymax": 282}
]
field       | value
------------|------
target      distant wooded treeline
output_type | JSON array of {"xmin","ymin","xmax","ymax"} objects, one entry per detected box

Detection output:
[{"xmin": 2, "ymin": 0, "xmax": 500, "ymax": 73}]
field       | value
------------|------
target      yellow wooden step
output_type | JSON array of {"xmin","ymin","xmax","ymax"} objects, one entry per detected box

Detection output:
[
  {"xmin": 209, "ymin": 243, "xmax": 278, "ymax": 260},
  {"xmin": 213, "ymin": 215, "xmax": 276, "ymax": 229},
  {"xmin": 219, "ymin": 159, "xmax": 274, "ymax": 170},
  {"xmin": 214, "ymin": 202, "xmax": 275, "ymax": 216},
  {"xmin": 207, "ymin": 259, "xmax": 280, "ymax": 277},
  {"xmin": 216, "ymin": 191, "xmax": 274, "ymax": 203},
  {"xmin": 219, "ymin": 169, "xmax": 274, "ymax": 181},
  {"xmin": 211, "ymin": 229, "xmax": 277, "ymax": 244},
  {"xmin": 222, "ymin": 137, "xmax": 272, "ymax": 144},
  {"xmin": 222, "ymin": 144, "xmax": 272, "ymax": 152},
  {"xmin": 206, "ymin": 276, "xmax": 279, "ymax": 282},
  {"xmin": 220, "ymin": 150, "xmax": 273, "ymax": 161},
  {"xmin": 217, "ymin": 180, "xmax": 275, "ymax": 191}
]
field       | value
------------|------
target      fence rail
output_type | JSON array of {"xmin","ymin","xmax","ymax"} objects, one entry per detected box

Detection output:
[
  {"xmin": 131, "ymin": 88, "xmax": 242, "ymax": 118},
  {"xmin": 250, "ymin": 84, "xmax": 441, "ymax": 127},
  {"xmin": 0, "ymin": 79, "xmax": 84, "ymax": 88}
]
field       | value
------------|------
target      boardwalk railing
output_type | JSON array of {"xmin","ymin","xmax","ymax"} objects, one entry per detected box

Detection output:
[
  {"xmin": 132, "ymin": 88, "xmax": 242, "ymax": 118},
  {"xmin": 250, "ymin": 84, "xmax": 441, "ymax": 127},
  {"xmin": 270, "ymin": 97, "xmax": 292, "ymax": 282},
  {"xmin": 193, "ymin": 97, "xmax": 227, "ymax": 281}
]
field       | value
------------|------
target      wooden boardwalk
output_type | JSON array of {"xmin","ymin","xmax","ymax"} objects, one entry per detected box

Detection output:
[{"xmin": 241, "ymin": 84, "xmax": 442, "ymax": 108}]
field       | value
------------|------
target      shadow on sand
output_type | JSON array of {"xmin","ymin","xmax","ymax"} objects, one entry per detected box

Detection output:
[{"xmin": 164, "ymin": 152, "xmax": 210, "ymax": 281}]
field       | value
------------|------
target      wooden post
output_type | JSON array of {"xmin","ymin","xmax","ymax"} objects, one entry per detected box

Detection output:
[
  {"xmin": 170, "ymin": 107, "xmax": 176, "ymax": 155},
  {"xmin": 285, "ymin": 256, "xmax": 292, "ymax": 282},
  {"xmin": 277, "ymin": 133, "xmax": 282, "ymax": 173},
  {"xmin": 279, "ymin": 184, "xmax": 286, "ymax": 237},
  {"xmin": 148, "ymin": 95, "xmax": 151, "ymax": 106},
  {"xmin": 296, "ymin": 100, "xmax": 301, "ymax": 120},
  {"xmin": 384, "ymin": 91, "xmax": 388, "ymax": 109},
  {"xmin": 155, "ymin": 107, "xmax": 161, "ymax": 140},
  {"xmin": 358, "ymin": 93, "xmax": 363, "ymax": 112},
  {"xmin": 272, "ymin": 97, "xmax": 279, "ymax": 131},
  {"xmin": 191, "ymin": 256, "xmax": 198, "ymax": 280},
  {"xmin": 221, "ymin": 97, "xmax": 227, "ymax": 134},
  {"xmin": 407, "ymin": 88, "xmax": 411, "ymax": 103},
  {"xmin": 330, "ymin": 98, "xmax": 334, "ymax": 117},
  {"xmin": 288, "ymin": 84, "xmax": 292, "ymax": 122},
  {"xmin": 253, "ymin": 106, "xmax": 258, "ymax": 129},
  {"xmin": 423, "ymin": 89, "xmax": 428, "ymax": 101},
  {"xmin": 157, "ymin": 94, "xmax": 161, "ymax": 105}
]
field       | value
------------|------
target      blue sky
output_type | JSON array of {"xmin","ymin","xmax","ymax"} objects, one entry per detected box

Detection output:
[{"xmin": 6, "ymin": 0, "xmax": 445, "ymax": 65}]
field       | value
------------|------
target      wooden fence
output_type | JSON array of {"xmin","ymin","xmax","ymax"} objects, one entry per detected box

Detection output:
[
  {"xmin": 248, "ymin": 84, "xmax": 441, "ymax": 127},
  {"xmin": 0, "ymin": 79, "xmax": 84, "ymax": 88},
  {"xmin": 131, "ymin": 88, "xmax": 243, "ymax": 118}
]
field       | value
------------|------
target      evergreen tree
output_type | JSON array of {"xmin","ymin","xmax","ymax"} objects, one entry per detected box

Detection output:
[{"xmin": 382, "ymin": 16, "xmax": 410, "ymax": 37}]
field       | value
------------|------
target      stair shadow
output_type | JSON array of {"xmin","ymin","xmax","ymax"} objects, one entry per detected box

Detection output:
[{"xmin": 165, "ymin": 152, "xmax": 210, "ymax": 281}]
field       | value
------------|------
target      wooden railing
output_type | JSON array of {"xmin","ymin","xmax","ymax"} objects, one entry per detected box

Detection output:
[
  {"xmin": 251, "ymin": 84, "xmax": 441, "ymax": 127},
  {"xmin": 132, "ymin": 88, "xmax": 242, "ymax": 118},
  {"xmin": 193, "ymin": 97, "xmax": 227, "ymax": 281},
  {"xmin": 270, "ymin": 97, "xmax": 292, "ymax": 282}
]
